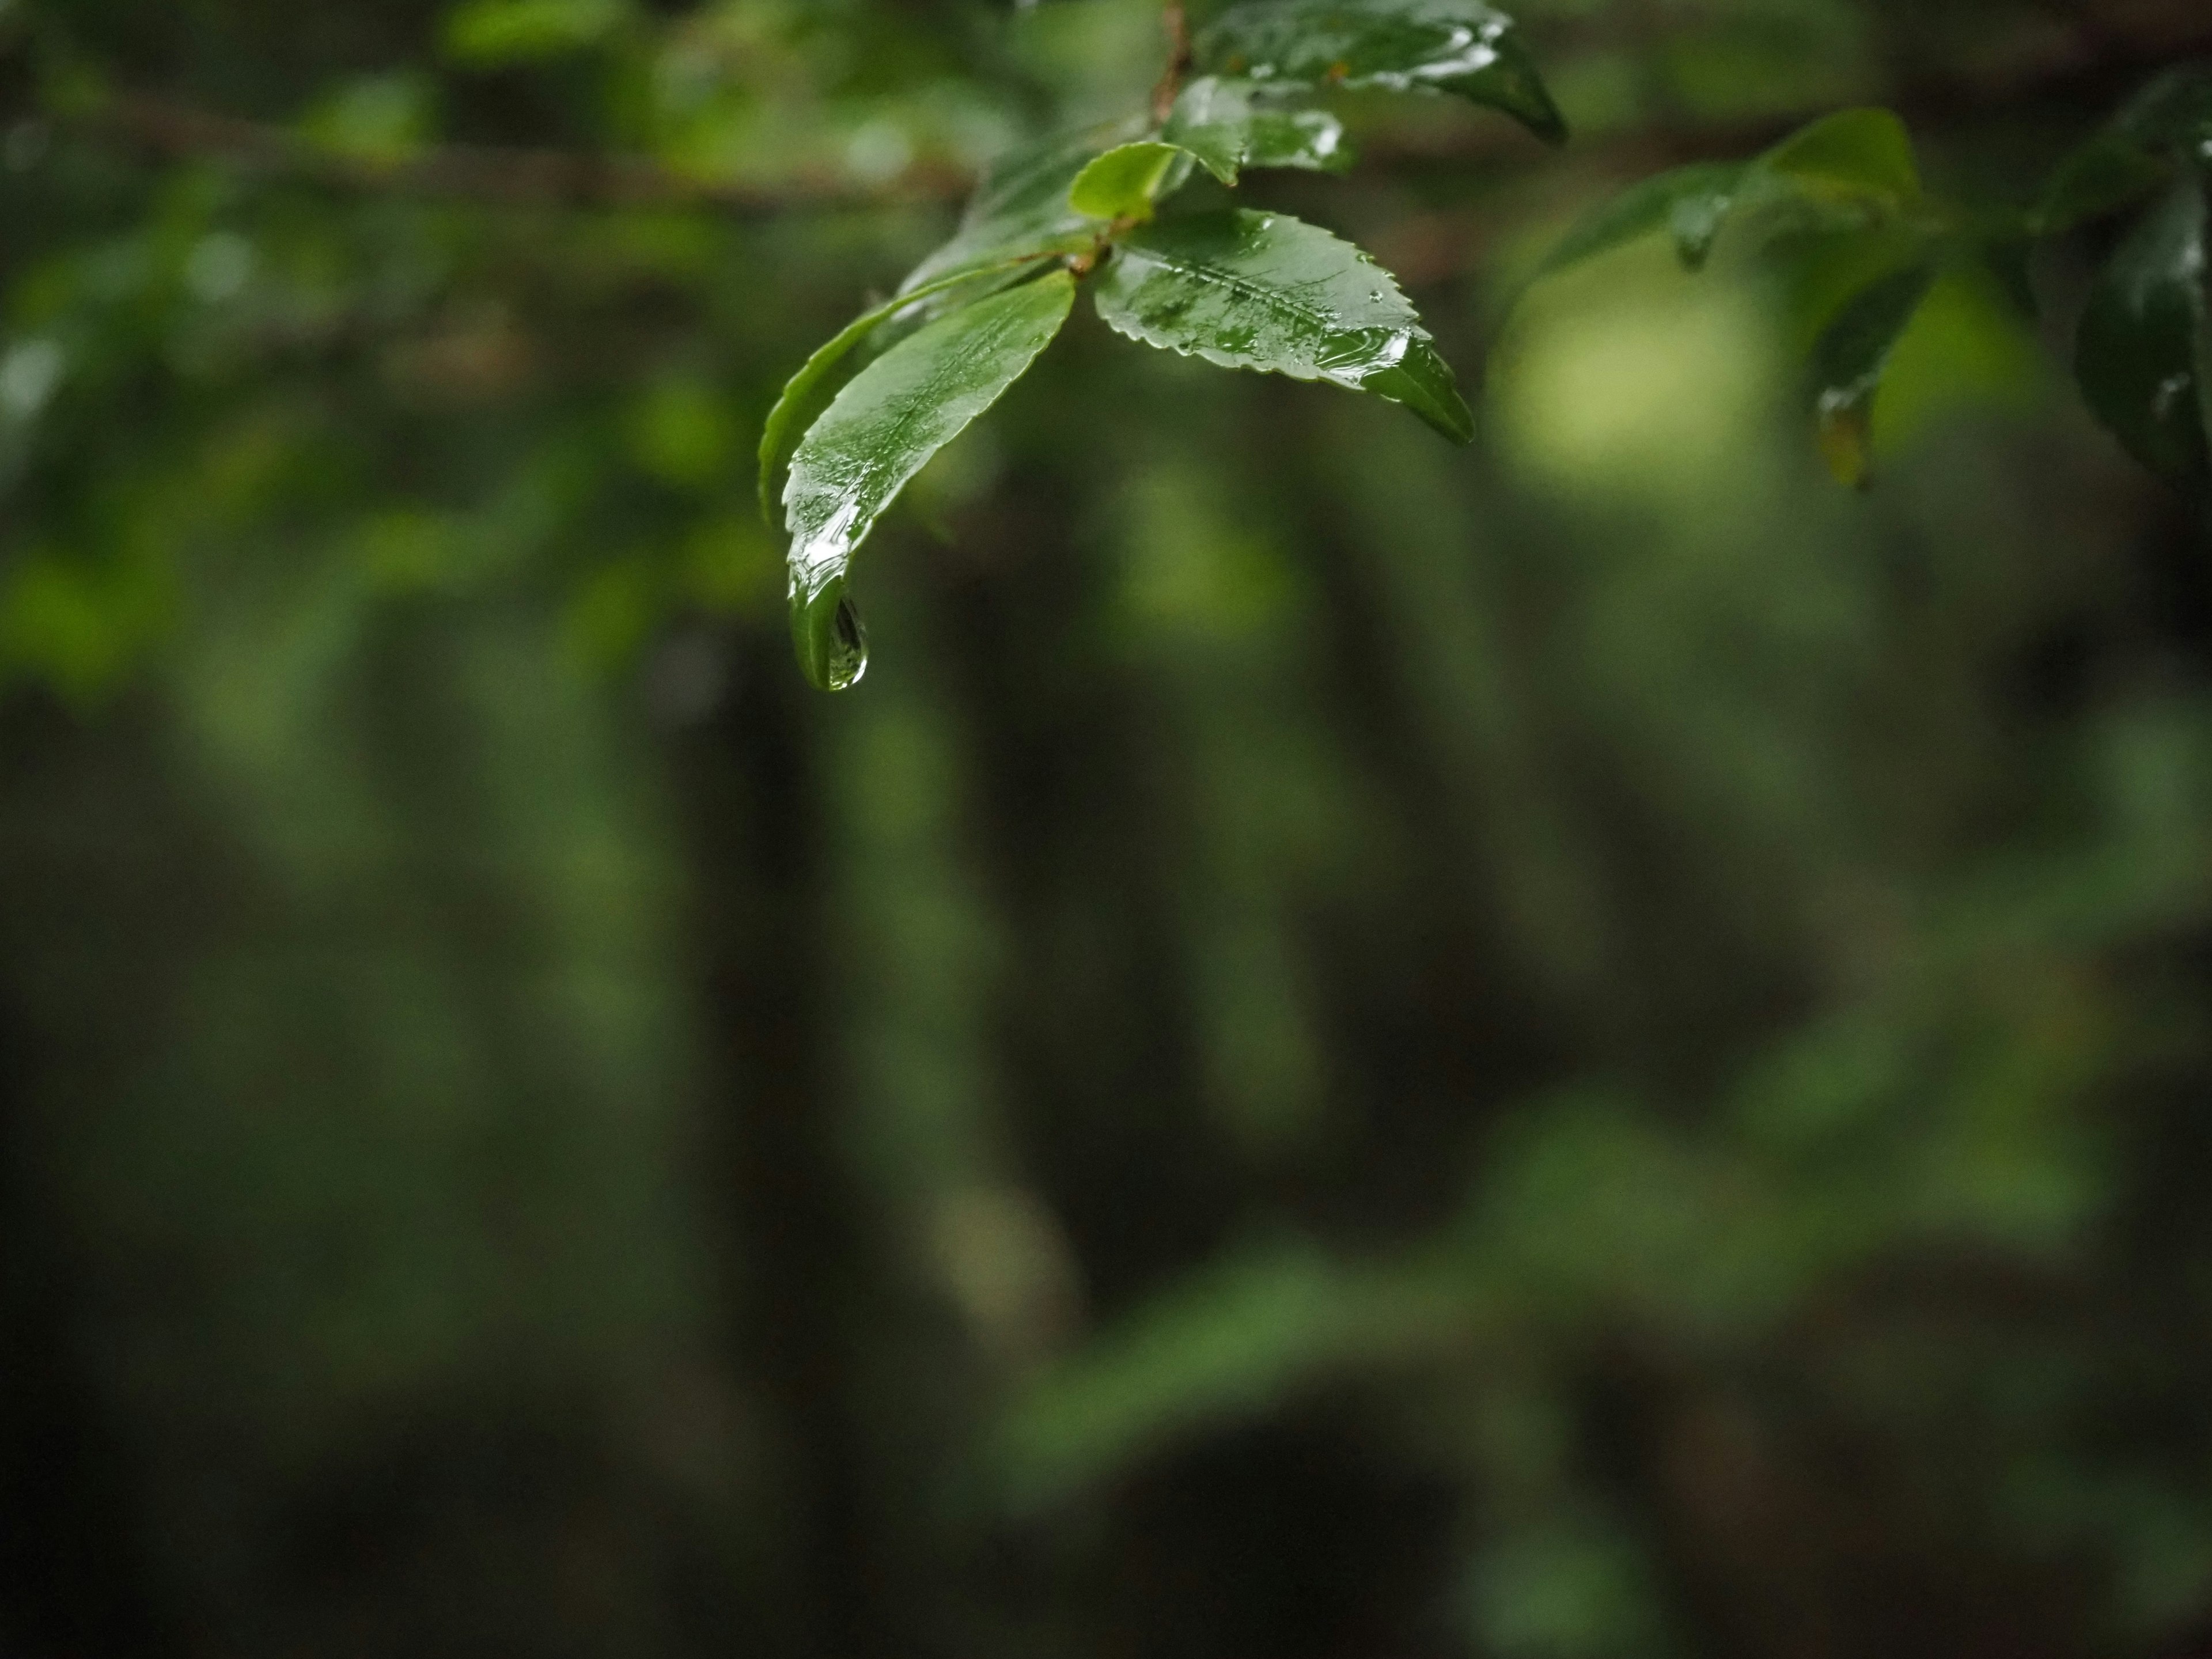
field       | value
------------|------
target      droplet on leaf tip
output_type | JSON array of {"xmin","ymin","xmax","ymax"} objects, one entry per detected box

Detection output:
[
  {"xmin": 790, "ymin": 578, "xmax": 870, "ymax": 692},
  {"xmin": 1815, "ymin": 395, "xmax": 1875, "ymax": 491}
]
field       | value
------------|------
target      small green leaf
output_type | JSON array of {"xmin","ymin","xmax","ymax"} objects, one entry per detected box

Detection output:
[
  {"xmin": 2035, "ymin": 136, "xmax": 2172, "ymax": 236},
  {"xmin": 2034, "ymin": 66, "xmax": 2212, "ymax": 234},
  {"xmin": 900, "ymin": 123, "xmax": 1137, "ymax": 297},
  {"xmin": 1164, "ymin": 77, "xmax": 1351, "ymax": 185},
  {"xmin": 1068, "ymin": 141, "xmax": 1191, "ymax": 222},
  {"xmin": 1809, "ymin": 263, "xmax": 1937, "ymax": 488},
  {"xmin": 1531, "ymin": 161, "xmax": 1745, "ymax": 283},
  {"xmin": 757, "ymin": 259, "xmax": 1052, "ymax": 522},
  {"xmin": 2074, "ymin": 177, "xmax": 2210, "ymax": 485},
  {"xmin": 1757, "ymin": 108, "xmax": 1922, "ymax": 207},
  {"xmin": 783, "ymin": 271, "xmax": 1076, "ymax": 690},
  {"xmin": 441, "ymin": 0, "xmax": 626, "ymax": 63},
  {"xmin": 1094, "ymin": 209, "xmax": 1473, "ymax": 444},
  {"xmin": 1195, "ymin": 0, "xmax": 1566, "ymax": 146}
]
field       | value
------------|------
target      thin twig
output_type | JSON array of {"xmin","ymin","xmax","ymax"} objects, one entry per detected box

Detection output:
[
  {"xmin": 1150, "ymin": 0, "xmax": 1194, "ymax": 126},
  {"xmin": 77, "ymin": 93, "xmax": 971, "ymax": 217}
]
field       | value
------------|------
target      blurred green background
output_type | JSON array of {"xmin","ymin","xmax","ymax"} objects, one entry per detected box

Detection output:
[{"xmin": 6, "ymin": 1, "xmax": 2212, "ymax": 1655}]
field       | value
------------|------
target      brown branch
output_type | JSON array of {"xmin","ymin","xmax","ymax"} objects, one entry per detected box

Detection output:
[
  {"xmin": 78, "ymin": 92, "xmax": 971, "ymax": 217},
  {"xmin": 1150, "ymin": 0, "xmax": 1194, "ymax": 126}
]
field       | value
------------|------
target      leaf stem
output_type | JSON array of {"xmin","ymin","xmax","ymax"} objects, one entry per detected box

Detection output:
[{"xmin": 1150, "ymin": 0, "xmax": 1193, "ymax": 126}]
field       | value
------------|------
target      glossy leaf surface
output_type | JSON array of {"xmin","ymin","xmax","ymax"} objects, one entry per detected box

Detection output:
[
  {"xmin": 2075, "ymin": 178, "xmax": 2210, "ymax": 485},
  {"xmin": 1094, "ymin": 209, "xmax": 1474, "ymax": 443},
  {"xmin": 899, "ymin": 124, "xmax": 1134, "ymax": 295},
  {"xmin": 1532, "ymin": 161, "xmax": 1745, "ymax": 282},
  {"xmin": 783, "ymin": 271, "xmax": 1077, "ymax": 689},
  {"xmin": 1809, "ymin": 263, "xmax": 1937, "ymax": 488},
  {"xmin": 757, "ymin": 260, "xmax": 1048, "ymax": 521},
  {"xmin": 1195, "ymin": 0, "xmax": 1566, "ymax": 145},
  {"xmin": 1164, "ymin": 77, "xmax": 1351, "ymax": 185},
  {"xmin": 1069, "ymin": 142, "xmax": 1190, "ymax": 222}
]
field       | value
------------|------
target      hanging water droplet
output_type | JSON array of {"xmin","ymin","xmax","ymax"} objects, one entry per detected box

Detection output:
[
  {"xmin": 823, "ymin": 592, "xmax": 869, "ymax": 690},
  {"xmin": 790, "ymin": 576, "xmax": 870, "ymax": 692}
]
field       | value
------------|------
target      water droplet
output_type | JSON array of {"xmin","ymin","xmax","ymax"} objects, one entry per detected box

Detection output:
[
  {"xmin": 790, "ymin": 576, "xmax": 869, "ymax": 691},
  {"xmin": 823, "ymin": 593, "xmax": 869, "ymax": 690},
  {"xmin": 1815, "ymin": 389, "xmax": 1874, "ymax": 490}
]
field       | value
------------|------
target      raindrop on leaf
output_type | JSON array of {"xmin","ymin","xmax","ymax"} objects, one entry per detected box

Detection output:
[{"xmin": 791, "ymin": 575, "xmax": 870, "ymax": 692}]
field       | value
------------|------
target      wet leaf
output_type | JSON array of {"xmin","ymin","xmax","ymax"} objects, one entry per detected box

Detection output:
[
  {"xmin": 782, "ymin": 271, "xmax": 1076, "ymax": 690},
  {"xmin": 1164, "ymin": 77, "xmax": 1352, "ymax": 185},
  {"xmin": 2074, "ymin": 177, "xmax": 2210, "ymax": 486},
  {"xmin": 900, "ymin": 124, "xmax": 1137, "ymax": 296},
  {"xmin": 1094, "ymin": 209, "xmax": 1473, "ymax": 443},
  {"xmin": 1068, "ymin": 142, "xmax": 1191, "ymax": 222},
  {"xmin": 1809, "ymin": 263, "xmax": 1937, "ymax": 488},
  {"xmin": 1530, "ymin": 161, "xmax": 1745, "ymax": 284},
  {"xmin": 757, "ymin": 259, "xmax": 1052, "ymax": 522},
  {"xmin": 1195, "ymin": 0, "xmax": 1566, "ymax": 145}
]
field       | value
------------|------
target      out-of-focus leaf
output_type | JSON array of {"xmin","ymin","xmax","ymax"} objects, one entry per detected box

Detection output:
[
  {"xmin": 782, "ymin": 271, "xmax": 1075, "ymax": 690},
  {"xmin": 1810, "ymin": 262, "xmax": 1937, "ymax": 488},
  {"xmin": 1521, "ymin": 113, "xmax": 1923, "ymax": 320},
  {"xmin": 1164, "ymin": 77, "xmax": 1351, "ymax": 185},
  {"xmin": 1530, "ymin": 161, "xmax": 1745, "ymax": 283},
  {"xmin": 1195, "ymin": 0, "xmax": 1567, "ymax": 145},
  {"xmin": 1095, "ymin": 209, "xmax": 1474, "ymax": 443},
  {"xmin": 1067, "ymin": 142, "xmax": 1190, "ymax": 222},
  {"xmin": 440, "ymin": 0, "xmax": 627, "ymax": 63},
  {"xmin": 1756, "ymin": 107, "xmax": 1922, "ymax": 209},
  {"xmin": 2075, "ymin": 178, "xmax": 2210, "ymax": 486},
  {"xmin": 899, "ymin": 124, "xmax": 1136, "ymax": 296},
  {"xmin": 994, "ymin": 1241, "xmax": 1456, "ymax": 1509},
  {"xmin": 2035, "ymin": 65, "xmax": 2212, "ymax": 234},
  {"xmin": 2036, "ymin": 138, "xmax": 2173, "ymax": 237},
  {"xmin": 757, "ymin": 258, "xmax": 1052, "ymax": 522}
]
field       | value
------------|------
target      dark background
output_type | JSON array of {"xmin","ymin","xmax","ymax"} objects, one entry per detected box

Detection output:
[{"xmin": 6, "ymin": 1, "xmax": 2212, "ymax": 1654}]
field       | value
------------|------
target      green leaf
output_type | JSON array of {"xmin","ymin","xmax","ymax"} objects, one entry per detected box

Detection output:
[
  {"xmin": 1531, "ymin": 161, "xmax": 1745, "ymax": 282},
  {"xmin": 782, "ymin": 271, "xmax": 1077, "ymax": 690},
  {"xmin": 2035, "ymin": 137, "xmax": 2172, "ymax": 237},
  {"xmin": 1195, "ymin": 0, "xmax": 1566, "ymax": 146},
  {"xmin": 1809, "ymin": 263, "xmax": 1937, "ymax": 488},
  {"xmin": 441, "ymin": 0, "xmax": 626, "ymax": 63},
  {"xmin": 1068, "ymin": 142, "xmax": 1192, "ymax": 222},
  {"xmin": 1094, "ymin": 209, "xmax": 1474, "ymax": 444},
  {"xmin": 756, "ymin": 259, "xmax": 1053, "ymax": 523},
  {"xmin": 2074, "ymin": 177, "xmax": 2210, "ymax": 486},
  {"xmin": 899, "ymin": 124, "xmax": 1134, "ymax": 297},
  {"xmin": 1164, "ymin": 77, "xmax": 1351, "ymax": 185},
  {"xmin": 2034, "ymin": 66, "xmax": 2212, "ymax": 234},
  {"xmin": 1756, "ymin": 108, "xmax": 1921, "ymax": 208}
]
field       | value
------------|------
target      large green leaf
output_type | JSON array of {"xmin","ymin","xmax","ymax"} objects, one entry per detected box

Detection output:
[
  {"xmin": 1093, "ymin": 209, "xmax": 1474, "ymax": 443},
  {"xmin": 1194, "ymin": 0, "xmax": 1566, "ymax": 145},
  {"xmin": 2074, "ymin": 177, "xmax": 2210, "ymax": 486},
  {"xmin": 782, "ymin": 271, "xmax": 1077, "ymax": 690},
  {"xmin": 757, "ymin": 259, "xmax": 1052, "ymax": 522},
  {"xmin": 1163, "ymin": 76, "xmax": 1352, "ymax": 185},
  {"xmin": 1808, "ymin": 263, "xmax": 1937, "ymax": 488},
  {"xmin": 899, "ymin": 123, "xmax": 1136, "ymax": 297}
]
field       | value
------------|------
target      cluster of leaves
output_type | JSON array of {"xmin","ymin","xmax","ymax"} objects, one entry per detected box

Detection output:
[
  {"xmin": 763, "ymin": 0, "xmax": 2211, "ymax": 694},
  {"xmin": 1529, "ymin": 65, "xmax": 2212, "ymax": 496},
  {"xmin": 757, "ymin": 0, "xmax": 1566, "ymax": 691}
]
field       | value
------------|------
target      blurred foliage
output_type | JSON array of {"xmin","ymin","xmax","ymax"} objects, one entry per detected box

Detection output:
[{"xmin": 7, "ymin": 2, "xmax": 2212, "ymax": 1659}]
